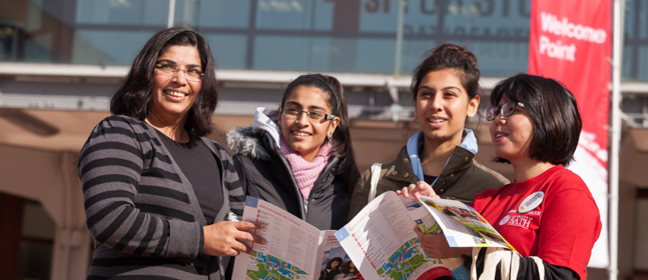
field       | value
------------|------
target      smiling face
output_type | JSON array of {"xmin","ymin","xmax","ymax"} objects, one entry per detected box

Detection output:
[
  {"xmin": 278, "ymin": 85, "xmax": 340, "ymax": 162},
  {"xmin": 490, "ymin": 96, "xmax": 534, "ymax": 164},
  {"xmin": 149, "ymin": 45, "xmax": 202, "ymax": 124},
  {"xmin": 414, "ymin": 69, "xmax": 479, "ymax": 146}
]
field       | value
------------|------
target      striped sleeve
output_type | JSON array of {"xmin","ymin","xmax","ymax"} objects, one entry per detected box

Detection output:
[
  {"xmin": 215, "ymin": 143, "xmax": 245, "ymax": 219},
  {"xmin": 78, "ymin": 116, "xmax": 201, "ymax": 258},
  {"xmin": 470, "ymin": 248, "xmax": 579, "ymax": 280}
]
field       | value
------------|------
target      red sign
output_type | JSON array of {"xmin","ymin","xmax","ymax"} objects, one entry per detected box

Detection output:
[
  {"xmin": 527, "ymin": 0, "xmax": 611, "ymax": 268},
  {"xmin": 528, "ymin": 0, "xmax": 611, "ymax": 168}
]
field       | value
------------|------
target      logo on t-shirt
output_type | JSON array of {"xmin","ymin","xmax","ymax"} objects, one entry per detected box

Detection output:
[
  {"xmin": 518, "ymin": 191, "xmax": 544, "ymax": 213},
  {"xmin": 500, "ymin": 215, "xmax": 533, "ymax": 229},
  {"xmin": 499, "ymin": 215, "xmax": 511, "ymax": 225}
]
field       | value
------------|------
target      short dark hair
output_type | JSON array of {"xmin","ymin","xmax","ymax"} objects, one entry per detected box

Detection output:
[
  {"xmin": 490, "ymin": 73, "xmax": 582, "ymax": 166},
  {"xmin": 281, "ymin": 74, "xmax": 360, "ymax": 193},
  {"xmin": 110, "ymin": 27, "xmax": 218, "ymax": 136},
  {"xmin": 411, "ymin": 44, "xmax": 481, "ymax": 101}
]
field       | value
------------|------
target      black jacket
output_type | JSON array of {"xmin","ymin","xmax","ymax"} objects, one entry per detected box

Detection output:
[{"xmin": 227, "ymin": 126, "xmax": 350, "ymax": 230}]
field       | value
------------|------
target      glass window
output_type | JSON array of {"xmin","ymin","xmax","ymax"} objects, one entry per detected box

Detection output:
[
  {"xmin": 441, "ymin": 0, "xmax": 530, "ymax": 36},
  {"xmin": 252, "ymin": 35, "xmax": 395, "ymax": 73},
  {"xmin": 253, "ymin": 0, "xmax": 333, "ymax": 30},
  {"xmin": 399, "ymin": 0, "xmax": 529, "ymax": 76},
  {"xmin": 359, "ymin": 0, "xmax": 399, "ymax": 32},
  {"xmin": 3, "ymin": 0, "xmax": 648, "ymax": 83},
  {"xmin": 635, "ymin": 0, "xmax": 648, "ymax": 39},
  {"xmin": 637, "ymin": 46, "xmax": 648, "ymax": 82},
  {"xmin": 623, "ymin": 44, "xmax": 634, "ymax": 81},
  {"xmin": 206, "ymin": 34, "xmax": 248, "ymax": 69},
  {"xmin": 256, "ymin": 0, "xmax": 315, "ymax": 30},
  {"xmin": 76, "ymin": 0, "xmax": 168, "ymax": 26},
  {"xmin": 355, "ymin": 38, "xmax": 395, "ymax": 73},
  {"xmin": 72, "ymin": 30, "xmax": 155, "ymax": 65},
  {"xmin": 174, "ymin": 0, "xmax": 252, "ymax": 28},
  {"xmin": 253, "ymin": 35, "xmax": 331, "ymax": 71},
  {"xmin": 471, "ymin": 41, "xmax": 529, "ymax": 77}
]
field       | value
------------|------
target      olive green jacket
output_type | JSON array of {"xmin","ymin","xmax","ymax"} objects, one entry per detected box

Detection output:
[{"xmin": 348, "ymin": 145, "xmax": 509, "ymax": 221}]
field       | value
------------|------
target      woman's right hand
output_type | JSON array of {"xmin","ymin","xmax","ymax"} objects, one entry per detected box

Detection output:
[
  {"xmin": 414, "ymin": 226, "xmax": 471, "ymax": 259},
  {"xmin": 396, "ymin": 181, "xmax": 439, "ymax": 200},
  {"xmin": 202, "ymin": 221, "xmax": 266, "ymax": 256}
]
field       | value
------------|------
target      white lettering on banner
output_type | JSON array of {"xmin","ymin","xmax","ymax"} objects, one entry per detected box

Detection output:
[
  {"xmin": 539, "ymin": 36, "xmax": 576, "ymax": 61},
  {"xmin": 540, "ymin": 12, "xmax": 607, "ymax": 44},
  {"xmin": 579, "ymin": 130, "xmax": 608, "ymax": 162}
]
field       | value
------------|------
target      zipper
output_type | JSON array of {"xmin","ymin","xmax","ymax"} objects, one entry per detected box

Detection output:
[
  {"xmin": 304, "ymin": 157, "xmax": 339, "ymax": 217},
  {"xmin": 264, "ymin": 134, "xmax": 306, "ymax": 220}
]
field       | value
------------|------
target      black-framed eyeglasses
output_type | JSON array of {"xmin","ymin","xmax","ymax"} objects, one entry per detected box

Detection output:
[
  {"xmin": 282, "ymin": 107, "xmax": 336, "ymax": 122},
  {"xmin": 155, "ymin": 64, "xmax": 204, "ymax": 81},
  {"xmin": 487, "ymin": 102, "xmax": 525, "ymax": 121}
]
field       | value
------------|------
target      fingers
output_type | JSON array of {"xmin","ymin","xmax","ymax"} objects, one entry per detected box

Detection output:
[
  {"xmin": 409, "ymin": 182, "xmax": 424, "ymax": 200},
  {"xmin": 203, "ymin": 221, "xmax": 267, "ymax": 257},
  {"xmin": 399, "ymin": 186, "xmax": 412, "ymax": 198},
  {"xmin": 231, "ymin": 222, "xmax": 266, "ymax": 245},
  {"xmin": 234, "ymin": 221, "xmax": 266, "ymax": 231}
]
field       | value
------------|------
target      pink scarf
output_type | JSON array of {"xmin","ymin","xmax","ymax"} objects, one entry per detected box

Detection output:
[{"xmin": 280, "ymin": 137, "xmax": 333, "ymax": 200}]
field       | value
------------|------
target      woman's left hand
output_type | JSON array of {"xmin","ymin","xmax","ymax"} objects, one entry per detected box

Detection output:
[{"xmin": 414, "ymin": 225, "xmax": 471, "ymax": 259}]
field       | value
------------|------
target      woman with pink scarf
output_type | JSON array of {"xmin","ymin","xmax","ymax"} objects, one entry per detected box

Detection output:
[{"xmin": 227, "ymin": 74, "xmax": 359, "ymax": 231}]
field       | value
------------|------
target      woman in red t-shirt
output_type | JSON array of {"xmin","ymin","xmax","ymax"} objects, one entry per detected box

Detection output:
[{"xmin": 400, "ymin": 73, "xmax": 601, "ymax": 280}]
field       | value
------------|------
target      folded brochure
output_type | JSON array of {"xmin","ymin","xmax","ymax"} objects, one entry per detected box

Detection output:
[
  {"xmin": 335, "ymin": 191, "xmax": 514, "ymax": 280},
  {"xmin": 232, "ymin": 196, "xmax": 352, "ymax": 280}
]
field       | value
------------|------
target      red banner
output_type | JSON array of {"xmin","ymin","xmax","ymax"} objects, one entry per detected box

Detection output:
[{"xmin": 528, "ymin": 0, "xmax": 610, "ymax": 268}]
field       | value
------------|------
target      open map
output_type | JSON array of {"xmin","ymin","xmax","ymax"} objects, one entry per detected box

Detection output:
[
  {"xmin": 243, "ymin": 251, "xmax": 309, "ymax": 280},
  {"xmin": 376, "ymin": 238, "xmax": 433, "ymax": 279},
  {"xmin": 232, "ymin": 197, "xmax": 347, "ymax": 280},
  {"xmin": 336, "ymin": 192, "xmax": 455, "ymax": 279}
]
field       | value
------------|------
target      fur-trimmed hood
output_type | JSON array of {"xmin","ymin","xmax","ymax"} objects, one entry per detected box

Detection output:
[
  {"xmin": 227, "ymin": 107, "xmax": 281, "ymax": 160},
  {"xmin": 226, "ymin": 125, "xmax": 272, "ymax": 160}
]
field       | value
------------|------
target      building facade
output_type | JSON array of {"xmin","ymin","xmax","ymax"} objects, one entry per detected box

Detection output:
[{"xmin": 0, "ymin": 0, "xmax": 647, "ymax": 279}]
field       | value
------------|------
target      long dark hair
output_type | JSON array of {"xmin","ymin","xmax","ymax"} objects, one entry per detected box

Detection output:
[
  {"xmin": 490, "ymin": 73, "xmax": 582, "ymax": 166},
  {"xmin": 110, "ymin": 27, "xmax": 218, "ymax": 136},
  {"xmin": 281, "ymin": 74, "xmax": 360, "ymax": 193}
]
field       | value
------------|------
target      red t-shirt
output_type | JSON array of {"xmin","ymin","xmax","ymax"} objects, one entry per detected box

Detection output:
[{"xmin": 470, "ymin": 165, "xmax": 601, "ymax": 279}]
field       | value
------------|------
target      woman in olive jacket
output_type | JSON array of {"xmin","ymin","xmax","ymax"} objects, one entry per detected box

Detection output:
[{"xmin": 349, "ymin": 44, "xmax": 509, "ymax": 220}]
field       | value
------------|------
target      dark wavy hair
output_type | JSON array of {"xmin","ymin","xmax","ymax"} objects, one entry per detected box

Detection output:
[
  {"xmin": 490, "ymin": 73, "xmax": 582, "ymax": 166},
  {"xmin": 411, "ymin": 43, "xmax": 481, "ymax": 103},
  {"xmin": 110, "ymin": 27, "xmax": 218, "ymax": 136},
  {"xmin": 281, "ymin": 74, "xmax": 360, "ymax": 193},
  {"xmin": 325, "ymin": 257, "xmax": 343, "ymax": 270}
]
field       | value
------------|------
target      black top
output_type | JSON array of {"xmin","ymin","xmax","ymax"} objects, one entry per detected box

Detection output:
[
  {"xmin": 157, "ymin": 130, "xmax": 223, "ymax": 223},
  {"xmin": 424, "ymin": 174, "xmax": 438, "ymax": 185}
]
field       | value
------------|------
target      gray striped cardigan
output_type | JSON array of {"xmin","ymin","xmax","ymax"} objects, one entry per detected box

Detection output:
[{"xmin": 78, "ymin": 115, "xmax": 245, "ymax": 279}]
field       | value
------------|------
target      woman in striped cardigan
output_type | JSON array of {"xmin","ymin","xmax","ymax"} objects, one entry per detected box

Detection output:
[{"xmin": 78, "ymin": 27, "xmax": 264, "ymax": 279}]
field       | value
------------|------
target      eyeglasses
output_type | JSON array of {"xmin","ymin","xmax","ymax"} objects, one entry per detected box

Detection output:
[
  {"xmin": 155, "ymin": 64, "xmax": 204, "ymax": 81},
  {"xmin": 282, "ymin": 107, "xmax": 335, "ymax": 122},
  {"xmin": 487, "ymin": 102, "xmax": 525, "ymax": 121}
]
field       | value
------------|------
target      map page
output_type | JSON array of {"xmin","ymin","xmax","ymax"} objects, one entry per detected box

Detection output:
[
  {"xmin": 232, "ymin": 197, "xmax": 348, "ymax": 280},
  {"xmin": 335, "ymin": 192, "xmax": 453, "ymax": 280},
  {"xmin": 419, "ymin": 196, "xmax": 515, "ymax": 251}
]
